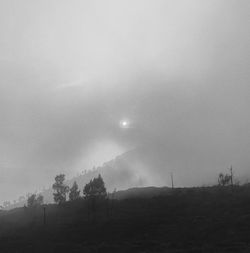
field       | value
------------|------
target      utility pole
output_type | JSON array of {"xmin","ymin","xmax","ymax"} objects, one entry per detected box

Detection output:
[
  {"xmin": 229, "ymin": 165, "xmax": 233, "ymax": 188},
  {"xmin": 171, "ymin": 172, "xmax": 174, "ymax": 189},
  {"xmin": 43, "ymin": 206, "xmax": 46, "ymax": 225}
]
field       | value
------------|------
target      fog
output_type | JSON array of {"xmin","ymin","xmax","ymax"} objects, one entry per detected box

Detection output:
[{"xmin": 0, "ymin": 0, "xmax": 249, "ymax": 202}]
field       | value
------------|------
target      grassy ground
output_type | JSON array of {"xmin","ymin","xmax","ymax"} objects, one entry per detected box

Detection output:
[{"xmin": 0, "ymin": 186, "xmax": 250, "ymax": 252}]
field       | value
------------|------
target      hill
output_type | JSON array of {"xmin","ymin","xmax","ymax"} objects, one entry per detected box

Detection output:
[
  {"xmin": 0, "ymin": 185, "xmax": 250, "ymax": 252},
  {"xmin": 4, "ymin": 147, "xmax": 247, "ymax": 210},
  {"xmin": 112, "ymin": 186, "xmax": 172, "ymax": 199},
  {"xmin": 5, "ymin": 148, "xmax": 173, "ymax": 209}
]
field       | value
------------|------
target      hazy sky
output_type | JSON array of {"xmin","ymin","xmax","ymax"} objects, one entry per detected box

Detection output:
[{"xmin": 0, "ymin": 0, "xmax": 249, "ymax": 202}]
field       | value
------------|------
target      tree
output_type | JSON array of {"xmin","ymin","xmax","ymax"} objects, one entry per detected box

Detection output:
[
  {"xmin": 83, "ymin": 174, "xmax": 107, "ymax": 221},
  {"xmin": 218, "ymin": 173, "xmax": 231, "ymax": 186},
  {"xmin": 52, "ymin": 174, "xmax": 69, "ymax": 204},
  {"xmin": 228, "ymin": 166, "xmax": 234, "ymax": 187},
  {"xmin": 83, "ymin": 174, "xmax": 107, "ymax": 200},
  {"xmin": 69, "ymin": 181, "xmax": 80, "ymax": 201},
  {"xmin": 27, "ymin": 194, "xmax": 36, "ymax": 207},
  {"xmin": 27, "ymin": 194, "xmax": 44, "ymax": 207},
  {"xmin": 36, "ymin": 194, "xmax": 44, "ymax": 205},
  {"xmin": 3, "ymin": 201, "xmax": 11, "ymax": 209}
]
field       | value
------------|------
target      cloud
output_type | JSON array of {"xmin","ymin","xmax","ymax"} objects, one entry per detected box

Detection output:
[{"xmin": 0, "ymin": 0, "xmax": 249, "ymax": 202}]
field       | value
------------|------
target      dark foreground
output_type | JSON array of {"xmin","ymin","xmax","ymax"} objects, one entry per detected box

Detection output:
[{"xmin": 0, "ymin": 186, "xmax": 250, "ymax": 252}]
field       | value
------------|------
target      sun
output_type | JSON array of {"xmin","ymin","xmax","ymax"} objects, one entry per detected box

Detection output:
[
  {"xmin": 119, "ymin": 119, "xmax": 130, "ymax": 129},
  {"xmin": 122, "ymin": 121, "xmax": 128, "ymax": 127}
]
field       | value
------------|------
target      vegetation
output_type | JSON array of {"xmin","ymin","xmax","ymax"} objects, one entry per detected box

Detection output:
[
  {"xmin": 218, "ymin": 173, "xmax": 232, "ymax": 186},
  {"xmin": 2, "ymin": 170, "xmax": 250, "ymax": 252},
  {"xmin": 218, "ymin": 166, "xmax": 234, "ymax": 187},
  {"xmin": 52, "ymin": 174, "xmax": 69, "ymax": 204},
  {"xmin": 0, "ymin": 185, "xmax": 250, "ymax": 252},
  {"xmin": 83, "ymin": 174, "xmax": 107, "ymax": 200},
  {"xmin": 82, "ymin": 174, "xmax": 107, "ymax": 221},
  {"xmin": 69, "ymin": 181, "xmax": 80, "ymax": 201},
  {"xmin": 3, "ymin": 201, "xmax": 11, "ymax": 209},
  {"xmin": 27, "ymin": 194, "xmax": 44, "ymax": 207}
]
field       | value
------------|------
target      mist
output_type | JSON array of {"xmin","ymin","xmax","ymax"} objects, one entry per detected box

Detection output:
[{"xmin": 0, "ymin": 0, "xmax": 249, "ymax": 202}]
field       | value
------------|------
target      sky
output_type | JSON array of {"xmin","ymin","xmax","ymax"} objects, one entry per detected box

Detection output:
[{"xmin": 0, "ymin": 0, "xmax": 249, "ymax": 203}]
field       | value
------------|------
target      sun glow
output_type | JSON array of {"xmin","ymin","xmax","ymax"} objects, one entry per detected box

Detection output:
[
  {"xmin": 122, "ymin": 121, "xmax": 128, "ymax": 127},
  {"xmin": 119, "ymin": 119, "xmax": 130, "ymax": 129}
]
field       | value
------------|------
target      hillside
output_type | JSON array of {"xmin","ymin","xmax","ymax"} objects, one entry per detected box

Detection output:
[
  {"xmin": 112, "ymin": 186, "xmax": 172, "ymax": 199},
  {"xmin": 5, "ymin": 148, "xmax": 172, "ymax": 209},
  {"xmin": 5, "ymin": 147, "xmax": 247, "ymax": 210},
  {"xmin": 0, "ymin": 185, "xmax": 250, "ymax": 252}
]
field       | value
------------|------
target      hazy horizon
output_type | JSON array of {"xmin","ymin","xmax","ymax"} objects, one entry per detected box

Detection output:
[{"xmin": 0, "ymin": 0, "xmax": 249, "ymax": 203}]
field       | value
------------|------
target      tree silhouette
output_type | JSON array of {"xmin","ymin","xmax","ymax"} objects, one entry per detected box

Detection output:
[
  {"xmin": 27, "ymin": 194, "xmax": 44, "ymax": 207},
  {"xmin": 83, "ymin": 174, "xmax": 107, "ymax": 221},
  {"xmin": 3, "ymin": 201, "xmax": 11, "ymax": 209},
  {"xmin": 69, "ymin": 181, "xmax": 80, "ymax": 201},
  {"xmin": 218, "ymin": 173, "xmax": 231, "ymax": 186},
  {"xmin": 36, "ymin": 194, "xmax": 44, "ymax": 205},
  {"xmin": 83, "ymin": 174, "xmax": 107, "ymax": 199},
  {"xmin": 27, "ymin": 194, "xmax": 36, "ymax": 207},
  {"xmin": 52, "ymin": 174, "xmax": 69, "ymax": 204}
]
